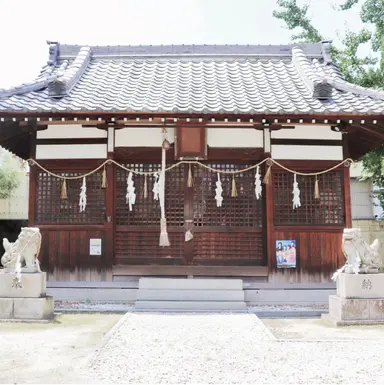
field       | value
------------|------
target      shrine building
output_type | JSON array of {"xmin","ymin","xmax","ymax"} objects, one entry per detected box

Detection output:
[{"xmin": 0, "ymin": 41, "xmax": 383, "ymax": 285}]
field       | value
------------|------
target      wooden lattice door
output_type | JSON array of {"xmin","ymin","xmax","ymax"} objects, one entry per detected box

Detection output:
[
  {"xmin": 187, "ymin": 163, "xmax": 265, "ymax": 266},
  {"xmin": 114, "ymin": 163, "xmax": 265, "ymax": 266}
]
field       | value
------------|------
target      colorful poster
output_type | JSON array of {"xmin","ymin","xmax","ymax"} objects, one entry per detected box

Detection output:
[
  {"xmin": 276, "ymin": 240, "xmax": 296, "ymax": 268},
  {"xmin": 90, "ymin": 238, "xmax": 102, "ymax": 256}
]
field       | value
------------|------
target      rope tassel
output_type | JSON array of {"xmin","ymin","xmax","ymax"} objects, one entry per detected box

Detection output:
[
  {"xmin": 101, "ymin": 166, "xmax": 107, "ymax": 189},
  {"xmin": 144, "ymin": 175, "xmax": 148, "ymax": 199},
  {"xmin": 60, "ymin": 179, "xmax": 68, "ymax": 200},
  {"xmin": 314, "ymin": 176, "xmax": 320, "ymax": 200},
  {"xmin": 187, "ymin": 164, "xmax": 194, "ymax": 187},
  {"xmin": 263, "ymin": 163, "xmax": 272, "ymax": 184},
  {"xmin": 231, "ymin": 175, "xmax": 238, "ymax": 197}
]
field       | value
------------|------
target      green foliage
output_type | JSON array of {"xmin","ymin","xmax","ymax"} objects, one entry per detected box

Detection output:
[
  {"xmin": 273, "ymin": 0, "xmax": 322, "ymax": 42},
  {"xmin": 273, "ymin": 0, "xmax": 384, "ymax": 213},
  {"xmin": 0, "ymin": 158, "xmax": 21, "ymax": 199}
]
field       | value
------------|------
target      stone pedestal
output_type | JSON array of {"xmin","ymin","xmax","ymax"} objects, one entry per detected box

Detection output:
[
  {"xmin": 322, "ymin": 273, "xmax": 384, "ymax": 326},
  {"xmin": 0, "ymin": 271, "xmax": 54, "ymax": 320}
]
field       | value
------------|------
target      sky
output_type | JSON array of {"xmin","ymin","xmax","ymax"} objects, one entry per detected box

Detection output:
[{"xmin": 0, "ymin": 0, "xmax": 371, "ymax": 88}]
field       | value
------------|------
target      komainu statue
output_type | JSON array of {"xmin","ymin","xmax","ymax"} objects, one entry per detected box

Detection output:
[
  {"xmin": 1, "ymin": 227, "xmax": 42, "ymax": 273},
  {"xmin": 332, "ymin": 228, "xmax": 382, "ymax": 280}
]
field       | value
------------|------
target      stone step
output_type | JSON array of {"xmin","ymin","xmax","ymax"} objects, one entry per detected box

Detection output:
[
  {"xmin": 135, "ymin": 300, "xmax": 247, "ymax": 310},
  {"xmin": 138, "ymin": 278, "xmax": 243, "ymax": 291},
  {"xmin": 137, "ymin": 289, "xmax": 244, "ymax": 301}
]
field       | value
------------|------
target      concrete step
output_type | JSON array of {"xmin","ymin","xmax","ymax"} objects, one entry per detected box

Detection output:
[
  {"xmin": 138, "ymin": 278, "xmax": 243, "ymax": 291},
  {"xmin": 137, "ymin": 289, "xmax": 244, "ymax": 301},
  {"xmin": 135, "ymin": 300, "xmax": 247, "ymax": 310}
]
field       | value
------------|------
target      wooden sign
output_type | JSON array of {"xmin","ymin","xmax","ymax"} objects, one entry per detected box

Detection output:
[{"xmin": 175, "ymin": 125, "xmax": 207, "ymax": 160}]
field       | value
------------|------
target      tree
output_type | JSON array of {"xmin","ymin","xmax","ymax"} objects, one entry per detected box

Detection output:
[
  {"xmin": 273, "ymin": 0, "xmax": 384, "ymax": 215},
  {"xmin": 0, "ymin": 157, "xmax": 21, "ymax": 200}
]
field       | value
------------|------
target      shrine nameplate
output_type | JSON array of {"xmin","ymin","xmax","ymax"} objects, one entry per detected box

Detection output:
[{"xmin": 175, "ymin": 125, "xmax": 207, "ymax": 160}]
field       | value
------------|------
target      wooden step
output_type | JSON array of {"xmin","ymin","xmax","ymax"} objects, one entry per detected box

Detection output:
[
  {"xmin": 135, "ymin": 300, "xmax": 247, "ymax": 310},
  {"xmin": 138, "ymin": 278, "xmax": 243, "ymax": 290}
]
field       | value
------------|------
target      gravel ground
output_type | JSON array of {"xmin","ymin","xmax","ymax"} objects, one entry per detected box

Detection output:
[
  {"xmin": 55, "ymin": 300, "xmax": 134, "ymax": 312},
  {"xmin": 87, "ymin": 312, "xmax": 384, "ymax": 384},
  {"xmin": 54, "ymin": 300, "xmax": 327, "ymax": 313}
]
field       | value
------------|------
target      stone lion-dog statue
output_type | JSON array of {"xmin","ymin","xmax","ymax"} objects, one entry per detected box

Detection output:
[
  {"xmin": 1, "ymin": 227, "xmax": 42, "ymax": 273},
  {"xmin": 332, "ymin": 228, "xmax": 382, "ymax": 280}
]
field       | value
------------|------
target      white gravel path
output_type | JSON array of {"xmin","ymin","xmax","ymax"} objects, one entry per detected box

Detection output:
[{"xmin": 87, "ymin": 312, "xmax": 384, "ymax": 384}]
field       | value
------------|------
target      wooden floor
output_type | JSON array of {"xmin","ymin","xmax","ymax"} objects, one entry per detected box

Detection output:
[{"xmin": 112, "ymin": 265, "xmax": 269, "ymax": 277}]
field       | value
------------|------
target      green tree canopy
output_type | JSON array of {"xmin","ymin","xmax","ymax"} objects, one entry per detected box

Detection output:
[
  {"xmin": 273, "ymin": 0, "xmax": 384, "ymax": 215},
  {"xmin": 0, "ymin": 156, "xmax": 21, "ymax": 200}
]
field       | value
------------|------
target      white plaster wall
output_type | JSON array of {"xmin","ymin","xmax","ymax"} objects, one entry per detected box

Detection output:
[
  {"xmin": 115, "ymin": 127, "xmax": 175, "ymax": 147},
  {"xmin": 271, "ymin": 125, "xmax": 342, "ymax": 140},
  {"xmin": 36, "ymin": 144, "xmax": 107, "ymax": 159},
  {"xmin": 271, "ymin": 145, "xmax": 343, "ymax": 160},
  {"xmin": 37, "ymin": 125, "xmax": 107, "ymax": 139},
  {"xmin": 351, "ymin": 179, "xmax": 374, "ymax": 219},
  {"xmin": 350, "ymin": 162, "xmax": 364, "ymax": 178},
  {"xmin": 207, "ymin": 128, "xmax": 263, "ymax": 148}
]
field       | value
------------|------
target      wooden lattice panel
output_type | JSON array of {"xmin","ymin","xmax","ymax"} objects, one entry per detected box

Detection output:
[
  {"xmin": 192, "ymin": 231, "xmax": 264, "ymax": 265},
  {"xmin": 115, "ymin": 230, "xmax": 184, "ymax": 265},
  {"xmin": 116, "ymin": 164, "xmax": 184, "ymax": 226},
  {"xmin": 273, "ymin": 171, "xmax": 345, "ymax": 225},
  {"xmin": 36, "ymin": 171, "xmax": 105, "ymax": 224},
  {"xmin": 193, "ymin": 164, "xmax": 264, "ymax": 227}
]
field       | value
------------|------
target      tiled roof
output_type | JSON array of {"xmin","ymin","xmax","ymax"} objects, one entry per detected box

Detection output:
[{"xmin": 0, "ymin": 42, "xmax": 384, "ymax": 115}]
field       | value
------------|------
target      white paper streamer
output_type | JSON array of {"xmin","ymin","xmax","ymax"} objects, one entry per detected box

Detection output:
[
  {"xmin": 255, "ymin": 165, "xmax": 262, "ymax": 200},
  {"xmin": 79, "ymin": 177, "xmax": 87, "ymax": 212},
  {"xmin": 126, "ymin": 172, "xmax": 136, "ymax": 211},
  {"xmin": 215, "ymin": 173, "xmax": 223, "ymax": 207},
  {"xmin": 292, "ymin": 173, "xmax": 301, "ymax": 209},
  {"xmin": 153, "ymin": 172, "xmax": 160, "ymax": 200}
]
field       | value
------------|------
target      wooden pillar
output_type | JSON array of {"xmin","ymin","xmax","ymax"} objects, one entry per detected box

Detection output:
[
  {"xmin": 343, "ymin": 135, "xmax": 352, "ymax": 228},
  {"xmin": 344, "ymin": 165, "xmax": 352, "ymax": 228},
  {"xmin": 105, "ymin": 127, "xmax": 115, "ymax": 277},
  {"xmin": 263, "ymin": 126, "xmax": 272, "ymax": 271},
  {"xmin": 264, "ymin": 161, "xmax": 273, "ymax": 271},
  {"xmin": 28, "ymin": 131, "xmax": 37, "ymax": 227}
]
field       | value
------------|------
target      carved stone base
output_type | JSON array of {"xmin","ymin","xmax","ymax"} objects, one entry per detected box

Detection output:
[
  {"xmin": 323, "ymin": 273, "xmax": 384, "ymax": 326},
  {"xmin": 0, "ymin": 296, "xmax": 54, "ymax": 320},
  {"xmin": 0, "ymin": 271, "xmax": 46, "ymax": 298},
  {"xmin": 322, "ymin": 295, "xmax": 384, "ymax": 325}
]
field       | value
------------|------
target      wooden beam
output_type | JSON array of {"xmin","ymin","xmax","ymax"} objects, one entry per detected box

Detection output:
[{"xmin": 355, "ymin": 124, "xmax": 384, "ymax": 140}]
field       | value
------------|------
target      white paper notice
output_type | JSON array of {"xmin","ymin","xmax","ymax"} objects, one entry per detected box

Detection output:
[{"xmin": 90, "ymin": 238, "xmax": 102, "ymax": 256}]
